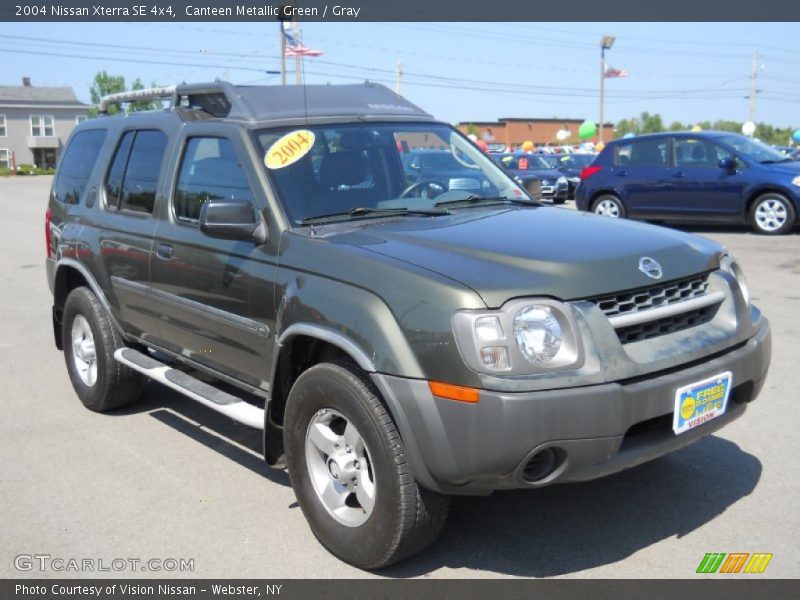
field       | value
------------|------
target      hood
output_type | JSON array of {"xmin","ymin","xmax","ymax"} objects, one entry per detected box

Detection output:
[
  {"xmin": 762, "ymin": 161, "xmax": 800, "ymax": 175},
  {"xmin": 325, "ymin": 206, "xmax": 723, "ymax": 308}
]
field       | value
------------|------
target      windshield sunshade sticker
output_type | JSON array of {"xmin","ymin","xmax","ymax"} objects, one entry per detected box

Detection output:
[{"xmin": 265, "ymin": 130, "xmax": 315, "ymax": 170}]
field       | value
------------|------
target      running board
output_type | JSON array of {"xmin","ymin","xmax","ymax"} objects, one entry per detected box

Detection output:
[{"xmin": 114, "ymin": 348, "xmax": 264, "ymax": 429}]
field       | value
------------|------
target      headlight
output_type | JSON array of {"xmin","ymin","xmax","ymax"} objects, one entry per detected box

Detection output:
[
  {"xmin": 557, "ymin": 176, "xmax": 568, "ymax": 186},
  {"xmin": 513, "ymin": 306, "xmax": 562, "ymax": 364},
  {"xmin": 792, "ymin": 175, "xmax": 800, "ymax": 187},
  {"xmin": 720, "ymin": 253, "xmax": 751, "ymax": 308},
  {"xmin": 453, "ymin": 299, "xmax": 582, "ymax": 375}
]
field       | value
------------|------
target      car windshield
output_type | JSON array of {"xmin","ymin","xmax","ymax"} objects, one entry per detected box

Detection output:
[
  {"xmin": 496, "ymin": 154, "xmax": 552, "ymax": 170},
  {"xmin": 717, "ymin": 135, "xmax": 789, "ymax": 163},
  {"xmin": 257, "ymin": 123, "xmax": 530, "ymax": 225},
  {"xmin": 553, "ymin": 154, "xmax": 595, "ymax": 168}
]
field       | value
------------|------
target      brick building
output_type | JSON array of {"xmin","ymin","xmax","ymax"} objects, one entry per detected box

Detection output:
[{"xmin": 456, "ymin": 118, "xmax": 615, "ymax": 148}]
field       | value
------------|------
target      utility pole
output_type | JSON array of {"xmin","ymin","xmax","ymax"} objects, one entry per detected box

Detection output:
[
  {"xmin": 599, "ymin": 35, "xmax": 616, "ymax": 144},
  {"xmin": 396, "ymin": 60, "xmax": 403, "ymax": 95},
  {"xmin": 749, "ymin": 50, "xmax": 759, "ymax": 123}
]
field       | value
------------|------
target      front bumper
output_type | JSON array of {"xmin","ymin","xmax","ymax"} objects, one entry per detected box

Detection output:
[
  {"xmin": 540, "ymin": 183, "xmax": 569, "ymax": 201},
  {"xmin": 371, "ymin": 318, "xmax": 770, "ymax": 495}
]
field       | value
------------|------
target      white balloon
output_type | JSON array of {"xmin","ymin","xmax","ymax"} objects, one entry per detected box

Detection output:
[
  {"xmin": 742, "ymin": 121, "xmax": 756, "ymax": 136},
  {"xmin": 556, "ymin": 129, "xmax": 570, "ymax": 141},
  {"xmin": 467, "ymin": 134, "xmax": 478, "ymax": 142}
]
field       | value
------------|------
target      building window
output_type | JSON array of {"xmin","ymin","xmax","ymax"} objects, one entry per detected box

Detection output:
[
  {"xmin": 30, "ymin": 115, "xmax": 55, "ymax": 137},
  {"xmin": 0, "ymin": 149, "xmax": 9, "ymax": 168},
  {"xmin": 0, "ymin": 115, "xmax": 6, "ymax": 137},
  {"xmin": 76, "ymin": 115, "xmax": 87, "ymax": 125}
]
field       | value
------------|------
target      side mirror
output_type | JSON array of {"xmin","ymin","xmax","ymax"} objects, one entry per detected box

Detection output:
[
  {"xmin": 719, "ymin": 157, "xmax": 736, "ymax": 171},
  {"xmin": 199, "ymin": 200, "xmax": 267, "ymax": 244}
]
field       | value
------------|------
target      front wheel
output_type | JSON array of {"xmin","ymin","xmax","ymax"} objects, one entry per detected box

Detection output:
[
  {"xmin": 284, "ymin": 361, "xmax": 450, "ymax": 569},
  {"xmin": 592, "ymin": 194, "xmax": 626, "ymax": 218},
  {"xmin": 750, "ymin": 193, "xmax": 796, "ymax": 235}
]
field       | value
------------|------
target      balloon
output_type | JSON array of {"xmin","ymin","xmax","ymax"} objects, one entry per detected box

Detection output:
[
  {"xmin": 623, "ymin": 132, "xmax": 635, "ymax": 139},
  {"xmin": 475, "ymin": 140, "xmax": 489, "ymax": 153},
  {"xmin": 521, "ymin": 140, "xmax": 534, "ymax": 152},
  {"xmin": 690, "ymin": 125, "xmax": 702, "ymax": 132},
  {"xmin": 742, "ymin": 121, "xmax": 756, "ymax": 136},
  {"xmin": 594, "ymin": 142, "xmax": 605, "ymax": 152},
  {"xmin": 556, "ymin": 129, "xmax": 570, "ymax": 141},
  {"xmin": 467, "ymin": 134, "xmax": 478, "ymax": 142},
  {"xmin": 578, "ymin": 120, "xmax": 597, "ymax": 140},
  {"xmin": 792, "ymin": 129, "xmax": 800, "ymax": 143}
]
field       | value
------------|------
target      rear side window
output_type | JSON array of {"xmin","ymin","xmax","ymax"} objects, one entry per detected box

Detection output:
[
  {"xmin": 104, "ymin": 130, "xmax": 168, "ymax": 214},
  {"xmin": 615, "ymin": 138, "xmax": 669, "ymax": 167},
  {"xmin": 53, "ymin": 129, "xmax": 107, "ymax": 204},
  {"xmin": 674, "ymin": 138, "xmax": 718, "ymax": 168},
  {"xmin": 174, "ymin": 137, "xmax": 254, "ymax": 223}
]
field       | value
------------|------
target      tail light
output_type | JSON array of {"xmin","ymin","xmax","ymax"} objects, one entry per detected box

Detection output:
[
  {"xmin": 580, "ymin": 165, "xmax": 603, "ymax": 181},
  {"xmin": 45, "ymin": 208, "xmax": 52, "ymax": 258}
]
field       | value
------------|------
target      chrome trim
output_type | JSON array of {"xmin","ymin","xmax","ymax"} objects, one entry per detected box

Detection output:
[
  {"xmin": 278, "ymin": 324, "xmax": 376, "ymax": 372},
  {"xmin": 608, "ymin": 290, "xmax": 726, "ymax": 329}
]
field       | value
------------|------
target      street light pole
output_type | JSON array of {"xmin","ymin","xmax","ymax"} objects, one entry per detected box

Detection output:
[{"xmin": 599, "ymin": 35, "xmax": 615, "ymax": 144}]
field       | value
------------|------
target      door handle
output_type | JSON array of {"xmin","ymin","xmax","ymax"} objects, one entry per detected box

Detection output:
[
  {"xmin": 156, "ymin": 243, "xmax": 174, "ymax": 260},
  {"xmin": 672, "ymin": 171, "xmax": 686, "ymax": 178},
  {"xmin": 615, "ymin": 170, "xmax": 627, "ymax": 177}
]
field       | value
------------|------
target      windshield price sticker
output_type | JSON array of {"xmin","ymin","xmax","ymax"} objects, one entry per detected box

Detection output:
[{"xmin": 265, "ymin": 130, "xmax": 315, "ymax": 170}]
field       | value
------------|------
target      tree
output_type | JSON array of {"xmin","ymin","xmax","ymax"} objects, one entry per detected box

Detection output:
[
  {"xmin": 128, "ymin": 78, "xmax": 160, "ymax": 112},
  {"xmin": 89, "ymin": 71, "xmax": 126, "ymax": 116}
]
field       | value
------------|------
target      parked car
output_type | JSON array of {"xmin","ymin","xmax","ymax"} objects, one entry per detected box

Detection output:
[
  {"xmin": 492, "ymin": 152, "xmax": 569, "ymax": 203},
  {"xmin": 576, "ymin": 131, "xmax": 800, "ymax": 234},
  {"xmin": 541, "ymin": 153, "xmax": 597, "ymax": 198},
  {"xmin": 47, "ymin": 83, "xmax": 770, "ymax": 569},
  {"xmin": 792, "ymin": 148, "xmax": 800, "ymax": 161}
]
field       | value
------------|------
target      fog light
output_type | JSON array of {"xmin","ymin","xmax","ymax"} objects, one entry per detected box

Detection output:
[{"xmin": 480, "ymin": 346, "xmax": 510, "ymax": 370}]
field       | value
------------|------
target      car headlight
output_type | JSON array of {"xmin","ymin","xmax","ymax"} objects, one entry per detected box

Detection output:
[
  {"xmin": 453, "ymin": 299, "xmax": 582, "ymax": 375},
  {"xmin": 792, "ymin": 175, "xmax": 800, "ymax": 187},
  {"xmin": 720, "ymin": 253, "xmax": 750, "ymax": 308},
  {"xmin": 557, "ymin": 176, "xmax": 568, "ymax": 186}
]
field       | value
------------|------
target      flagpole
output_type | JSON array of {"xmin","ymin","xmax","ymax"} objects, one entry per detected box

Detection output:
[
  {"xmin": 280, "ymin": 21, "xmax": 286, "ymax": 85},
  {"xmin": 599, "ymin": 46, "xmax": 605, "ymax": 144}
]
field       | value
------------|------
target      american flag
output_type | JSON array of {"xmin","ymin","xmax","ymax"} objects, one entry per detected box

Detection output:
[
  {"xmin": 604, "ymin": 63, "xmax": 629, "ymax": 78},
  {"xmin": 283, "ymin": 23, "xmax": 323, "ymax": 58}
]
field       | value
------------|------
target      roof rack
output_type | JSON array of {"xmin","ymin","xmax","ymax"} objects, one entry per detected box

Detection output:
[{"xmin": 98, "ymin": 86, "xmax": 177, "ymax": 114}]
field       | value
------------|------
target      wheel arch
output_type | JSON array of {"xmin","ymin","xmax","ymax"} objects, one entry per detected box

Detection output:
[{"xmin": 745, "ymin": 186, "xmax": 798, "ymax": 222}]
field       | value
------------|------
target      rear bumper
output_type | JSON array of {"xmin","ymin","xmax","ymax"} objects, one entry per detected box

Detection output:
[{"xmin": 372, "ymin": 318, "xmax": 770, "ymax": 495}]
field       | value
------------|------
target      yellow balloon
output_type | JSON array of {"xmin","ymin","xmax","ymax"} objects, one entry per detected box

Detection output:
[
  {"xmin": 594, "ymin": 142, "xmax": 605, "ymax": 152},
  {"xmin": 521, "ymin": 140, "xmax": 534, "ymax": 152},
  {"xmin": 691, "ymin": 125, "xmax": 702, "ymax": 132}
]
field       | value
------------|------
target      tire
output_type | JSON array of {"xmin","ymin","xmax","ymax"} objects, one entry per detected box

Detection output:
[
  {"xmin": 62, "ymin": 287, "xmax": 142, "ymax": 412},
  {"xmin": 592, "ymin": 194, "xmax": 626, "ymax": 218},
  {"xmin": 749, "ymin": 193, "xmax": 796, "ymax": 235},
  {"xmin": 553, "ymin": 197, "xmax": 567, "ymax": 205},
  {"xmin": 283, "ymin": 361, "xmax": 450, "ymax": 569}
]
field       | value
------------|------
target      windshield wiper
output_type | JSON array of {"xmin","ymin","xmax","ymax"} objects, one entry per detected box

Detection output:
[
  {"xmin": 434, "ymin": 195, "xmax": 538, "ymax": 208},
  {"xmin": 301, "ymin": 206, "xmax": 449, "ymax": 225},
  {"xmin": 760, "ymin": 158, "xmax": 794, "ymax": 164}
]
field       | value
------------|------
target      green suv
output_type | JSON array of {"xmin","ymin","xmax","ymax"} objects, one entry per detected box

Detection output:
[{"xmin": 46, "ymin": 82, "xmax": 771, "ymax": 569}]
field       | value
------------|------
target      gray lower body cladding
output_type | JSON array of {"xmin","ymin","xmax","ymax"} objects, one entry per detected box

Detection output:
[{"xmin": 372, "ymin": 319, "xmax": 771, "ymax": 495}]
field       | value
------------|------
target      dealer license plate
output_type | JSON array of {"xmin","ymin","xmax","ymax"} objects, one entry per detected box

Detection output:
[{"xmin": 672, "ymin": 371, "xmax": 733, "ymax": 435}]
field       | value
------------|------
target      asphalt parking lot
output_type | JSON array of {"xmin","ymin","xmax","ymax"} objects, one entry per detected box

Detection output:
[{"xmin": 1, "ymin": 175, "xmax": 798, "ymax": 579}]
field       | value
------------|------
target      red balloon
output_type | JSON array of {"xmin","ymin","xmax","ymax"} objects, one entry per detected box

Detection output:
[{"xmin": 475, "ymin": 140, "xmax": 489, "ymax": 153}]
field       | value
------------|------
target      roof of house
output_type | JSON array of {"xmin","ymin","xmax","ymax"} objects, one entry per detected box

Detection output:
[{"xmin": 0, "ymin": 85, "xmax": 89, "ymax": 108}]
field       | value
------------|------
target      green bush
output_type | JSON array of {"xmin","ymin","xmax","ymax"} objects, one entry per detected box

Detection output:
[
  {"xmin": 0, "ymin": 167, "xmax": 11, "ymax": 177},
  {"xmin": 16, "ymin": 164, "xmax": 35, "ymax": 175}
]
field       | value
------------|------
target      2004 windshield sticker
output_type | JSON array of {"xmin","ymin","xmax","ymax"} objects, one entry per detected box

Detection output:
[{"xmin": 265, "ymin": 130, "xmax": 316, "ymax": 169}]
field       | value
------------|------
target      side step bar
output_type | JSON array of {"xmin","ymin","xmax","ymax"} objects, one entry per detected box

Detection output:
[{"xmin": 114, "ymin": 348, "xmax": 264, "ymax": 429}]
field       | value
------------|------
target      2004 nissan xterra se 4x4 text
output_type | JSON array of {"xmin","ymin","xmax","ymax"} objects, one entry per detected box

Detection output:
[{"xmin": 46, "ymin": 82, "xmax": 771, "ymax": 569}]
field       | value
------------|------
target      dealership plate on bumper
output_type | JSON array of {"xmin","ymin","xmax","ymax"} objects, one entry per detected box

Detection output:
[{"xmin": 673, "ymin": 371, "xmax": 732, "ymax": 435}]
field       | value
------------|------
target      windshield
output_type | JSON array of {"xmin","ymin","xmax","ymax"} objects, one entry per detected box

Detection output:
[
  {"xmin": 257, "ymin": 123, "xmax": 529, "ymax": 225},
  {"xmin": 496, "ymin": 154, "xmax": 552, "ymax": 171},
  {"xmin": 553, "ymin": 154, "xmax": 595, "ymax": 169},
  {"xmin": 717, "ymin": 135, "xmax": 788, "ymax": 163}
]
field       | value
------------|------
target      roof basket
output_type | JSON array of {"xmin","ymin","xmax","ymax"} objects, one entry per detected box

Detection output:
[
  {"xmin": 98, "ymin": 86, "xmax": 177, "ymax": 114},
  {"xmin": 98, "ymin": 81, "xmax": 237, "ymax": 118}
]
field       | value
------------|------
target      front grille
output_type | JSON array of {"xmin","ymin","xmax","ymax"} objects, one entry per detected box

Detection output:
[
  {"xmin": 615, "ymin": 304, "xmax": 719, "ymax": 344},
  {"xmin": 590, "ymin": 273, "xmax": 710, "ymax": 318}
]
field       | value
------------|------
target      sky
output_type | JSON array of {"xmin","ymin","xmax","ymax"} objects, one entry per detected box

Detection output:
[{"xmin": 1, "ymin": 22, "xmax": 799, "ymax": 130}]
